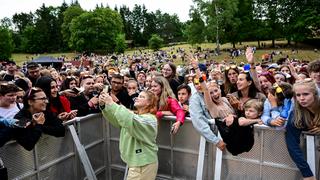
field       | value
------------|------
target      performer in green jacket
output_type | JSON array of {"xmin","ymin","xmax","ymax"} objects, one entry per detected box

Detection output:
[{"xmin": 99, "ymin": 90, "xmax": 159, "ymax": 180}]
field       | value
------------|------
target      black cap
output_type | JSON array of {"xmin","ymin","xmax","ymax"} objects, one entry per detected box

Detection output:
[{"xmin": 27, "ymin": 62, "xmax": 39, "ymax": 69}]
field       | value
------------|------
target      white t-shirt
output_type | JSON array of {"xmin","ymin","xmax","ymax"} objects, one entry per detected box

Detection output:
[{"xmin": 0, "ymin": 104, "xmax": 21, "ymax": 119}]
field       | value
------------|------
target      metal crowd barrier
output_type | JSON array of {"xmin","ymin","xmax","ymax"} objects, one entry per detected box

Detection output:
[{"xmin": 0, "ymin": 114, "xmax": 318, "ymax": 180}]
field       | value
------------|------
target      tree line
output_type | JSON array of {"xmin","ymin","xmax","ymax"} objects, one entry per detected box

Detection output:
[{"xmin": 0, "ymin": 0, "xmax": 319, "ymax": 60}]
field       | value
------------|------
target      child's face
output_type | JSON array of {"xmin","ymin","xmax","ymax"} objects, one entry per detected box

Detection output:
[
  {"xmin": 178, "ymin": 88, "xmax": 190, "ymax": 104},
  {"xmin": 245, "ymin": 107, "xmax": 260, "ymax": 119}
]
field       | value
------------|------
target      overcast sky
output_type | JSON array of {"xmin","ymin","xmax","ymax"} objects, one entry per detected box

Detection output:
[{"xmin": 0, "ymin": 0, "xmax": 194, "ymax": 22}]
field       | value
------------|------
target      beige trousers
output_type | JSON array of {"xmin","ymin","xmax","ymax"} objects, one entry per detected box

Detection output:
[{"xmin": 127, "ymin": 162, "xmax": 158, "ymax": 180}]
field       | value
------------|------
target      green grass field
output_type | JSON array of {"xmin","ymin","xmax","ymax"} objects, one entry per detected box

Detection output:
[{"xmin": 12, "ymin": 40, "xmax": 320, "ymax": 66}]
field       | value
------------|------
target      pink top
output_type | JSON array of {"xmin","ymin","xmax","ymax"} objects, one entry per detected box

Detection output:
[{"xmin": 156, "ymin": 97, "xmax": 185, "ymax": 124}]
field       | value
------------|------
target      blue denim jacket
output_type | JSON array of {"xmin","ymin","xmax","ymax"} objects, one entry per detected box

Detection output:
[
  {"xmin": 285, "ymin": 112, "xmax": 314, "ymax": 178},
  {"xmin": 189, "ymin": 92, "xmax": 221, "ymax": 145},
  {"xmin": 261, "ymin": 99, "xmax": 293, "ymax": 128}
]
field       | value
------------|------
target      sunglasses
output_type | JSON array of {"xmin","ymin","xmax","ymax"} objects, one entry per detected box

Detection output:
[{"xmin": 225, "ymin": 65, "xmax": 237, "ymax": 71}]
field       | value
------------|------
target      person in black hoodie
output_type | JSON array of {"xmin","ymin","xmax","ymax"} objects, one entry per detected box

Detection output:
[
  {"xmin": 13, "ymin": 87, "xmax": 65, "ymax": 150},
  {"xmin": 69, "ymin": 75, "xmax": 100, "ymax": 116}
]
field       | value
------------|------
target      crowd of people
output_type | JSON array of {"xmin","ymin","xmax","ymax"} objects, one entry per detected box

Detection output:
[{"xmin": 0, "ymin": 46, "xmax": 319, "ymax": 180}]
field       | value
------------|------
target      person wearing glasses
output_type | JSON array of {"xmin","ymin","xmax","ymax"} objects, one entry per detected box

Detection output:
[
  {"xmin": 286, "ymin": 79, "xmax": 320, "ymax": 180},
  {"xmin": 0, "ymin": 83, "xmax": 21, "ymax": 119},
  {"xmin": 12, "ymin": 87, "xmax": 65, "ymax": 150},
  {"xmin": 35, "ymin": 76, "xmax": 77, "ymax": 121},
  {"xmin": 69, "ymin": 75, "xmax": 100, "ymax": 116},
  {"xmin": 110, "ymin": 73, "xmax": 132, "ymax": 109}
]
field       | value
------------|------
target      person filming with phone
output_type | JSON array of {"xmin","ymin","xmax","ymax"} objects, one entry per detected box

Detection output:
[
  {"xmin": 70, "ymin": 75, "xmax": 100, "ymax": 116},
  {"xmin": 99, "ymin": 90, "xmax": 159, "ymax": 180}
]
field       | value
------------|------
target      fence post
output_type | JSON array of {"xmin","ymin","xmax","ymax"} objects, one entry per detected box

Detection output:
[
  {"xmin": 68, "ymin": 125, "xmax": 97, "ymax": 180},
  {"xmin": 306, "ymin": 135, "xmax": 316, "ymax": 178},
  {"xmin": 214, "ymin": 133, "xmax": 222, "ymax": 180},
  {"xmin": 196, "ymin": 136, "xmax": 206, "ymax": 180}
]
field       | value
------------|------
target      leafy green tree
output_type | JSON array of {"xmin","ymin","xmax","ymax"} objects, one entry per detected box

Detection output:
[
  {"xmin": 115, "ymin": 33, "xmax": 127, "ymax": 53},
  {"xmin": 185, "ymin": 8, "xmax": 205, "ymax": 45},
  {"xmin": 0, "ymin": 27, "xmax": 14, "ymax": 60},
  {"xmin": 20, "ymin": 25, "xmax": 39, "ymax": 53},
  {"xmin": 148, "ymin": 34, "xmax": 164, "ymax": 50},
  {"xmin": 69, "ymin": 8, "xmax": 123, "ymax": 53},
  {"xmin": 12, "ymin": 12, "xmax": 34, "ymax": 33},
  {"xmin": 61, "ymin": 4, "xmax": 85, "ymax": 50},
  {"xmin": 119, "ymin": 5, "xmax": 134, "ymax": 41}
]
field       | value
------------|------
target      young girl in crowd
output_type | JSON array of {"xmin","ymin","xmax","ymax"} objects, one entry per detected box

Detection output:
[
  {"xmin": 286, "ymin": 79, "xmax": 320, "ymax": 180},
  {"xmin": 150, "ymin": 76, "xmax": 185, "ymax": 134},
  {"xmin": 99, "ymin": 90, "xmax": 159, "ymax": 180},
  {"xmin": 261, "ymin": 82, "xmax": 293, "ymax": 128}
]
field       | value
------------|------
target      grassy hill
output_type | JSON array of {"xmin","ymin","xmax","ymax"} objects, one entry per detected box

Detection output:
[{"xmin": 11, "ymin": 40, "xmax": 320, "ymax": 66}]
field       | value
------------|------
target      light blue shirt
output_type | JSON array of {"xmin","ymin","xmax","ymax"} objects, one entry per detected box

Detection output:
[
  {"xmin": 189, "ymin": 92, "xmax": 221, "ymax": 145},
  {"xmin": 261, "ymin": 98, "xmax": 294, "ymax": 128}
]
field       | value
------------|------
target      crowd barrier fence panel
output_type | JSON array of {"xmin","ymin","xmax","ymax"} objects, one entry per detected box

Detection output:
[{"xmin": 0, "ymin": 114, "xmax": 318, "ymax": 180}]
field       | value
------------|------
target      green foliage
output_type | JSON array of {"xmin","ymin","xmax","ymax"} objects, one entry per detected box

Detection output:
[
  {"xmin": 61, "ymin": 4, "xmax": 85, "ymax": 50},
  {"xmin": 69, "ymin": 8, "xmax": 123, "ymax": 53},
  {"xmin": 148, "ymin": 34, "xmax": 164, "ymax": 50},
  {"xmin": 0, "ymin": 27, "xmax": 14, "ymax": 60},
  {"xmin": 115, "ymin": 34, "xmax": 127, "ymax": 53},
  {"xmin": 185, "ymin": 8, "xmax": 205, "ymax": 45}
]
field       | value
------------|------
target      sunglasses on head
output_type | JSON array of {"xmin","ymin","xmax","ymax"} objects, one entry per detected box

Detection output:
[
  {"xmin": 27, "ymin": 87, "xmax": 42, "ymax": 99},
  {"xmin": 225, "ymin": 65, "xmax": 237, "ymax": 71}
]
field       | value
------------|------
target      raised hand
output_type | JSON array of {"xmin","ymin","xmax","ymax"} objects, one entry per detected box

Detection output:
[{"xmin": 245, "ymin": 47, "xmax": 254, "ymax": 65}]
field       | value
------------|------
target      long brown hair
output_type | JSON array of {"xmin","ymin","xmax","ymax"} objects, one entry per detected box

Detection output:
[
  {"xmin": 137, "ymin": 90, "xmax": 158, "ymax": 115},
  {"xmin": 152, "ymin": 76, "xmax": 176, "ymax": 110},
  {"xmin": 293, "ymin": 79, "xmax": 320, "ymax": 129}
]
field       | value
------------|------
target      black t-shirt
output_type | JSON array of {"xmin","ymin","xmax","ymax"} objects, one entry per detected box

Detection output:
[
  {"xmin": 2, "ymin": 73, "xmax": 14, "ymax": 81},
  {"xmin": 215, "ymin": 118, "xmax": 254, "ymax": 156}
]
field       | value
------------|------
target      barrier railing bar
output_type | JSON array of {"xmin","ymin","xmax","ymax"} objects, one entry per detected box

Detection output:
[
  {"xmin": 68, "ymin": 125, "xmax": 97, "ymax": 180},
  {"xmin": 105, "ymin": 117, "xmax": 113, "ymax": 180},
  {"xmin": 33, "ymin": 145, "xmax": 40, "ymax": 180},
  {"xmin": 101, "ymin": 115, "xmax": 110, "ymax": 180},
  {"xmin": 214, "ymin": 133, "xmax": 222, "ymax": 180},
  {"xmin": 259, "ymin": 129, "xmax": 264, "ymax": 179},
  {"xmin": 196, "ymin": 136, "xmax": 206, "ymax": 180},
  {"xmin": 157, "ymin": 145, "xmax": 199, "ymax": 155},
  {"xmin": 109, "ymin": 164, "xmax": 126, "ymax": 171},
  {"xmin": 123, "ymin": 165, "xmax": 128, "ymax": 180},
  {"xmin": 83, "ymin": 139, "xmax": 104, "ymax": 149},
  {"xmin": 170, "ymin": 120, "xmax": 174, "ymax": 180},
  {"xmin": 306, "ymin": 135, "xmax": 316, "ymax": 178},
  {"xmin": 38, "ymin": 152, "xmax": 74, "ymax": 170}
]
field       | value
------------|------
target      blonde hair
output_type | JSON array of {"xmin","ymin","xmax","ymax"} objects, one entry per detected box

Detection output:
[
  {"xmin": 293, "ymin": 79, "xmax": 320, "ymax": 129},
  {"xmin": 244, "ymin": 99, "xmax": 264, "ymax": 114},
  {"xmin": 152, "ymin": 76, "xmax": 176, "ymax": 110}
]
